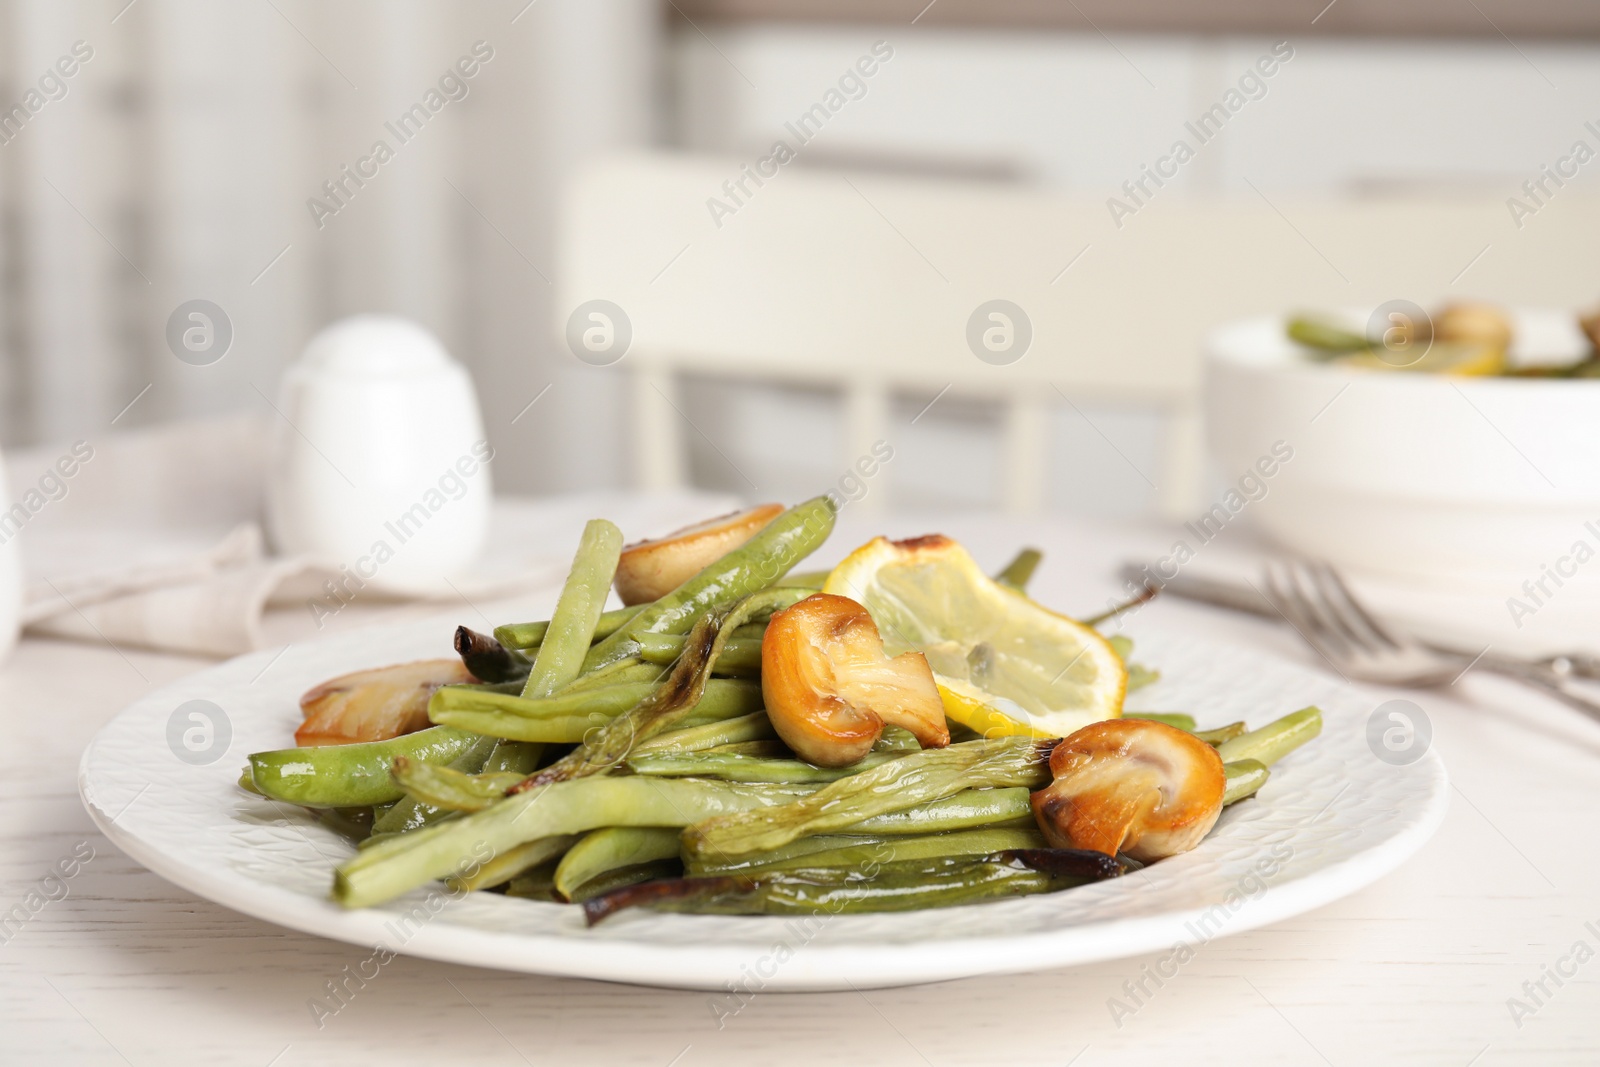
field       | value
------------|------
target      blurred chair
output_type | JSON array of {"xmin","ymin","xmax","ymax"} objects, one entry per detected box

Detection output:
[{"xmin": 559, "ymin": 152, "xmax": 1600, "ymax": 517}]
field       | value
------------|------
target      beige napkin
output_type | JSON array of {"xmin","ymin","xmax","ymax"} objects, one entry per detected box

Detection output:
[{"xmin": 3, "ymin": 415, "xmax": 740, "ymax": 659}]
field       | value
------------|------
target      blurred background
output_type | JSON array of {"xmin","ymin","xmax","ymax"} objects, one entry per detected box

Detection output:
[{"xmin": 2, "ymin": 0, "xmax": 1598, "ymax": 517}]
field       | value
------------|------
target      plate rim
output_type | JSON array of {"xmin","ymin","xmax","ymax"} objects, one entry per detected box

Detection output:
[{"xmin": 79, "ymin": 615, "xmax": 1450, "ymax": 992}]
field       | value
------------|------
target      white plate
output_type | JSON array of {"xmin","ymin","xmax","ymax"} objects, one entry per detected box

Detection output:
[{"xmin": 79, "ymin": 615, "xmax": 1447, "ymax": 991}]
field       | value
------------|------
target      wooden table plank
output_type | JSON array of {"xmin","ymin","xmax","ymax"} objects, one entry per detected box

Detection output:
[{"xmin": 2, "ymin": 507, "xmax": 1596, "ymax": 1065}]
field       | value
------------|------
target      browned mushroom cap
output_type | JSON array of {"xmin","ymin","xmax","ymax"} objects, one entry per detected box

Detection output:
[
  {"xmin": 1433, "ymin": 302, "xmax": 1513, "ymax": 348},
  {"xmin": 1579, "ymin": 307, "xmax": 1600, "ymax": 352},
  {"xmin": 761, "ymin": 593, "xmax": 949, "ymax": 767},
  {"xmin": 613, "ymin": 503, "xmax": 784, "ymax": 606},
  {"xmin": 296, "ymin": 659, "xmax": 474, "ymax": 746},
  {"xmin": 1029, "ymin": 718, "xmax": 1225, "ymax": 862}
]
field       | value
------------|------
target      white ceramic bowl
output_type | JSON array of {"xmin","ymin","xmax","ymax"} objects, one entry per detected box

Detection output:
[{"xmin": 1204, "ymin": 310, "xmax": 1600, "ymax": 595}]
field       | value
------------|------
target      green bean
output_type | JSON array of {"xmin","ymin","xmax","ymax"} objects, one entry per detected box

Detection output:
[
  {"xmin": 504, "ymin": 860, "xmax": 561, "ymax": 901},
  {"xmin": 1216, "ymin": 707, "xmax": 1322, "ymax": 767},
  {"xmin": 391, "ymin": 757, "xmax": 524, "ymax": 812},
  {"xmin": 847, "ymin": 787, "xmax": 1034, "ymax": 835},
  {"xmin": 1123, "ymin": 712, "xmax": 1197, "ymax": 731},
  {"xmin": 553, "ymin": 827, "xmax": 683, "ymax": 900},
  {"xmin": 688, "ymin": 827, "xmax": 1046, "ymax": 876},
  {"xmin": 1080, "ymin": 584, "xmax": 1158, "ymax": 628},
  {"xmin": 776, "ymin": 569, "xmax": 828, "ymax": 590},
  {"xmin": 707, "ymin": 740, "xmax": 787, "ymax": 758},
  {"xmin": 248, "ymin": 726, "xmax": 483, "ymax": 808},
  {"xmin": 583, "ymin": 849, "xmax": 1127, "ymax": 923},
  {"xmin": 685, "ymin": 832, "xmax": 876, "ymax": 875},
  {"xmin": 524, "ymin": 589, "xmax": 804, "ymax": 787},
  {"xmin": 561, "ymin": 658, "xmax": 664, "ymax": 693},
  {"xmin": 631, "ymin": 712, "xmax": 776, "ymax": 755},
  {"xmin": 682, "ymin": 738, "xmax": 1053, "ymax": 859},
  {"xmin": 313, "ymin": 807, "xmax": 376, "ymax": 843},
  {"xmin": 582, "ymin": 496, "xmax": 836, "ymax": 673},
  {"xmin": 371, "ymin": 733, "xmax": 499, "ymax": 834},
  {"xmin": 482, "ymin": 740, "xmax": 544, "ymax": 775},
  {"xmin": 428, "ymin": 679, "xmax": 762, "ymax": 743},
  {"xmin": 635, "ymin": 633, "xmax": 763, "ymax": 675},
  {"xmin": 448, "ymin": 834, "xmax": 579, "ymax": 892},
  {"xmin": 1193, "ymin": 721, "xmax": 1248, "ymax": 746},
  {"xmin": 333, "ymin": 777, "xmax": 814, "ymax": 908},
  {"xmin": 995, "ymin": 548, "xmax": 1042, "ymax": 591},
  {"xmin": 454, "ymin": 626, "xmax": 529, "ymax": 684},
  {"xmin": 494, "ymin": 605, "xmax": 643, "ymax": 652},
  {"xmin": 569, "ymin": 860, "xmax": 683, "ymax": 904},
  {"xmin": 523, "ymin": 519, "xmax": 624, "ymax": 698},
  {"xmin": 1223, "ymin": 759, "xmax": 1270, "ymax": 805},
  {"xmin": 1105, "ymin": 636, "xmax": 1160, "ymax": 690},
  {"xmin": 1287, "ymin": 315, "xmax": 1370, "ymax": 353},
  {"xmin": 1127, "ymin": 663, "xmax": 1160, "ymax": 692},
  {"xmin": 628, "ymin": 749, "xmax": 902, "ymax": 785},
  {"xmin": 874, "ymin": 725, "xmax": 924, "ymax": 752}
]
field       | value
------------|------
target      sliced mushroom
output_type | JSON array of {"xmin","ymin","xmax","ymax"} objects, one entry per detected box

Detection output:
[
  {"xmin": 761, "ymin": 593, "xmax": 949, "ymax": 767},
  {"xmin": 1433, "ymin": 302, "xmax": 1513, "ymax": 349},
  {"xmin": 1029, "ymin": 718, "xmax": 1225, "ymax": 862},
  {"xmin": 295, "ymin": 659, "xmax": 474, "ymax": 746},
  {"xmin": 613, "ymin": 503, "xmax": 784, "ymax": 606}
]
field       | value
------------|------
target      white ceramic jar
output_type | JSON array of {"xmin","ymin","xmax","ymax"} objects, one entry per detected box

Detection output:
[{"xmin": 266, "ymin": 315, "xmax": 492, "ymax": 593}]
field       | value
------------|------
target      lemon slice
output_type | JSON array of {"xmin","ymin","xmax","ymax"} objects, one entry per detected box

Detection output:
[
  {"xmin": 1338, "ymin": 340, "xmax": 1507, "ymax": 376},
  {"xmin": 823, "ymin": 535, "xmax": 1126, "ymax": 739}
]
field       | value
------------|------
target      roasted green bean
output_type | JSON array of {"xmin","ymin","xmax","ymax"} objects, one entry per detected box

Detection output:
[
  {"xmin": 1123, "ymin": 712, "xmax": 1197, "ymax": 731},
  {"xmin": 427, "ymin": 679, "xmax": 762, "ymax": 743},
  {"xmin": 448, "ymin": 835, "xmax": 580, "ymax": 893},
  {"xmin": 630, "ymin": 712, "xmax": 777, "ymax": 755},
  {"xmin": 581, "ymin": 496, "xmax": 836, "ymax": 673},
  {"xmin": 845, "ymin": 788, "xmax": 1033, "ymax": 834},
  {"xmin": 628, "ymin": 749, "xmax": 902, "ymax": 785},
  {"xmin": 995, "ymin": 548, "xmax": 1042, "ymax": 591},
  {"xmin": 635, "ymin": 632, "xmax": 763, "ymax": 675},
  {"xmin": 553, "ymin": 827, "xmax": 683, "ymax": 901},
  {"xmin": 1222, "ymin": 759, "xmax": 1270, "ymax": 805},
  {"xmin": 453, "ymin": 626, "xmax": 529, "ymax": 683},
  {"xmin": 370, "ymin": 733, "xmax": 499, "ymax": 835},
  {"xmin": 333, "ymin": 777, "xmax": 815, "ymax": 908},
  {"xmin": 494, "ymin": 605, "xmax": 643, "ymax": 652},
  {"xmin": 583, "ymin": 849, "xmax": 1128, "ymax": 923},
  {"xmin": 524, "ymin": 518, "xmax": 623, "ymax": 698},
  {"xmin": 521, "ymin": 589, "xmax": 805, "ymax": 787},
  {"xmin": 688, "ymin": 826, "xmax": 1046, "ymax": 877},
  {"xmin": 482, "ymin": 740, "xmax": 544, "ymax": 775},
  {"xmin": 682, "ymin": 737, "xmax": 1054, "ymax": 859},
  {"xmin": 1216, "ymin": 707, "xmax": 1322, "ymax": 767},
  {"xmin": 391, "ymin": 757, "xmax": 524, "ymax": 812},
  {"xmin": 1194, "ymin": 721, "xmax": 1249, "ymax": 746},
  {"xmin": 248, "ymin": 726, "xmax": 484, "ymax": 808}
]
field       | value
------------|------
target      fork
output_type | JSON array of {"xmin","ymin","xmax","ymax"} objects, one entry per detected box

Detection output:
[{"xmin": 1261, "ymin": 558, "xmax": 1600, "ymax": 723}]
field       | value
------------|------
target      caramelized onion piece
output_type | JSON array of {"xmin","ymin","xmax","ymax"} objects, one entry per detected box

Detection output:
[
  {"xmin": 614, "ymin": 503, "xmax": 784, "ymax": 606},
  {"xmin": 295, "ymin": 659, "xmax": 474, "ymax": 746},
  {"xmin": 761, "ymin": 593, "xmax": 948, "ymax": 767},
  {"xmin": 1029, "ymin": 719, "xmax": 1225, "ymax": 862}
]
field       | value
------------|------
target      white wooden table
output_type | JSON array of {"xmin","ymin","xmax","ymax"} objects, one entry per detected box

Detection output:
[{"xmin": 3, "ymin": 501, "xmax": 1597, "ymax": 1066}]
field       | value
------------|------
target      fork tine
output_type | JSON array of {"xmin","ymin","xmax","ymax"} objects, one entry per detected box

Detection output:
[
  {"xmin": 1263, "ymin": 562, "xmax": 1348, "ymax": 660},
  {"xmin": 1296, "ymin": 559, "xmax": 1383, "ymax": 654},
  {"xmin": 1313, "ymin": 561, "xmax": 1401, "ymax": 649},
  {"xmin": 1281, "ymin": 560, "xmax": 1357, "ymax": 656}
]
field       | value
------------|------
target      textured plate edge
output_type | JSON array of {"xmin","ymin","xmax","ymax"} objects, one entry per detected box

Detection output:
[{"xmin": 79, "ymin": 735, "xmax": 1450, "ymax": 992}]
